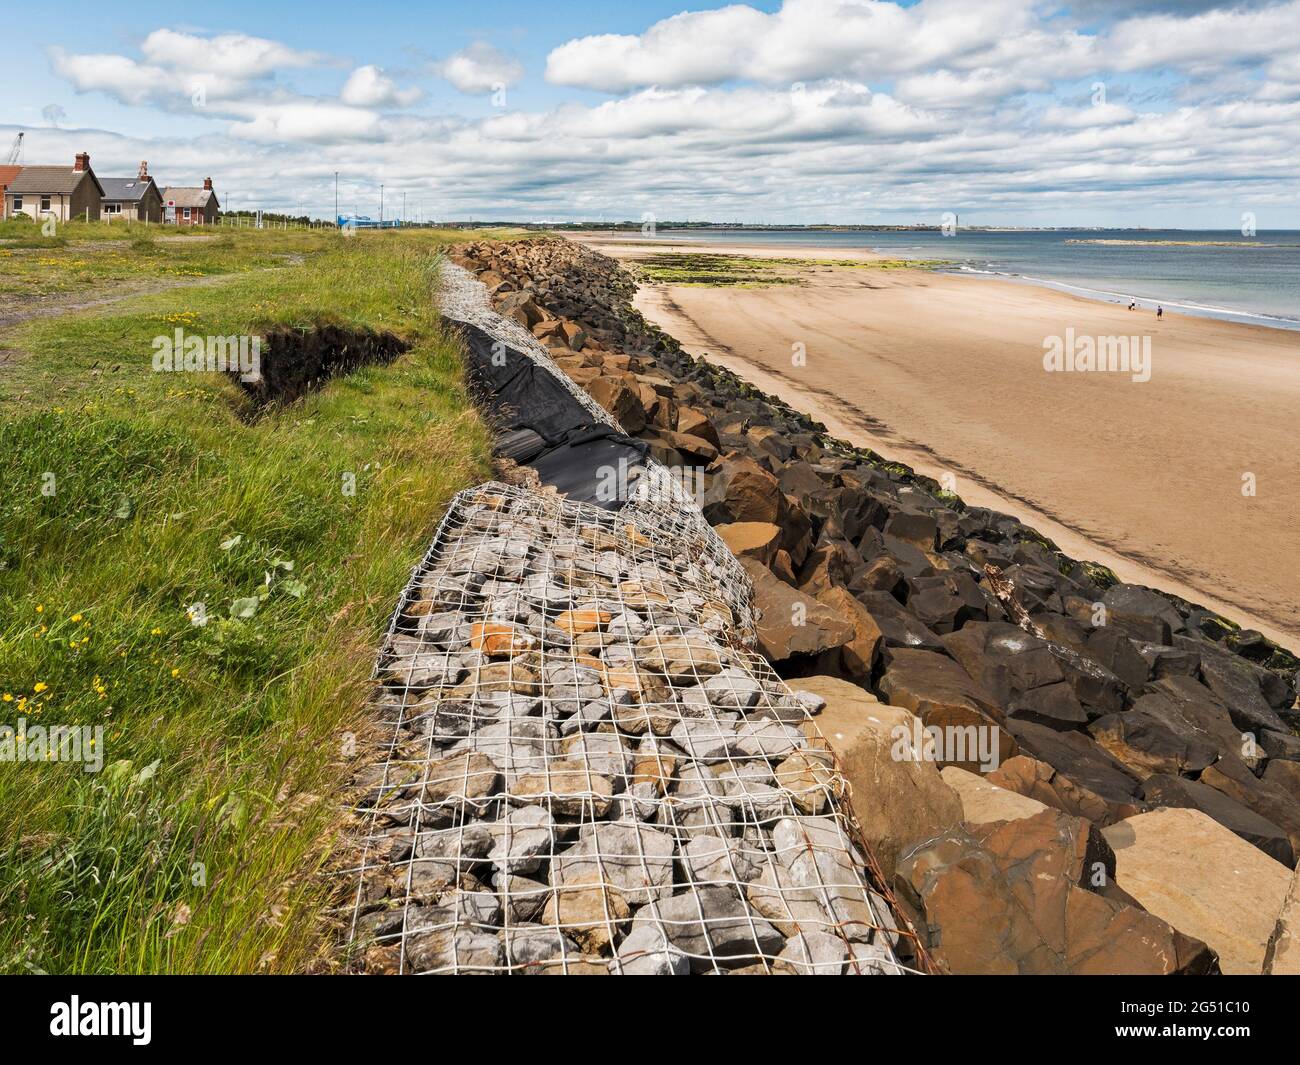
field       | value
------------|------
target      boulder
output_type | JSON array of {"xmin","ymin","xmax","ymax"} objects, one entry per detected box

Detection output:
[
  {"xmin": 1007, "ymin": 682, "xmax": 1090, "ymax": 731},
  {"xmin": 1264, "ymin": 867, "xmax": 1300, "ymax": 975},
  {"xmin": 986, "ymin": 754, "xmax": 1142, "ymax": 827},
  {"xmin": 940, "ymin": 766, "xmax": 1050, "ymax": 824},
  {"xmin": 1199, "ymin": 755, "xmax": 1300, "ymax": 866},
  {"xmin": 797, "ymin": 541, "xmax": 857, "ymax": 597},
  {"xmin": 942, "ymin": 621, "xmax": 1065, "ymax": 705},
  {"xmin": 1265, "ymin": 759, "xmax": 1300, "ymax": 803},
  {"xmin": 1103, "ymin": 807, "xmax": 1293, "ymax": 974},
  {"xmin": 1006, "ymin": 719, "xmax": 1144, "ymax": 813},
  {"xmin": 741, "ymin": 558, "xmax": 853, "ymax": 661},
  {"xmin": 1131, "ymin": 676, "xmax": 1257, "ymax": 768},
  {"xmin": 1087, "ymin": 710, "xmax": 1218, "ymax": 777},
  {"xmin": 898, "ymin": 809, "xmax": 1216, "ymax": 975},
  {"xmin": 1101, "ymin": 584, "xmax": 1184, "ymax": 636},
  {"xmin": 586, "ymin": 374, "xmax": 646, "ymax": 433},
  {"xmin": 1140, "ymin": 774, "xmax": 1293, "ymax": 866},
  {"xmin": 675, "ymin": 405, "xmax": 720, "ymax": 447},
  {"xmin": 878, "ymin": 648, "xmax": 1015, "ymax": 772},
  {"xmin": 702, "ymin": 456, "xmax": 786, "ymax": 525},
  {"xmin": 854, "ymin": 591, "xmax": 946, "ymax": 653},
  {"xmin": 1085, "ymin": 626, "xmax": 1151, "ymax": 692},
  {"xmin": 793, "ymin": 675, "xmax": 962, "ymax": 877},
  {"xmin": 1199, "ymin": 652, "xmax": 1289, "ymax": 734},
  {"xmin": 714, "ymin": 522, "xmax": 781, "ymax": 566},
  {"xmin": 813, "ymin": 586, "xmax": 883, "ymax": 678}
]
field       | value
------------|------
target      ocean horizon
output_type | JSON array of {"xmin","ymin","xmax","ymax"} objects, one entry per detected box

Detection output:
[{"xmin": 642, "ymin": 227, "xmax": 1300, "ymax": 331}]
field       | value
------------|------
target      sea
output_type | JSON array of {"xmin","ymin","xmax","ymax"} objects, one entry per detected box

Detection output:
[{"xmin": 643, "ymin": 228, "xmax": 1300, "ymax": 331}]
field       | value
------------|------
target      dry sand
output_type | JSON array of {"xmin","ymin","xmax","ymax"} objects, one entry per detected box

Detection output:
[{"xmin": 575, "ymin": 234, "xmax": 1300, "ymax": 649}]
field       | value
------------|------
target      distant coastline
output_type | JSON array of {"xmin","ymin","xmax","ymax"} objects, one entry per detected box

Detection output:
[
  {"xmin": 567, "ymin": 227, "xmax": 1300, "ymax": 331},
  {"xmin": 1065, "ymin": 238, "xmax": 1300, "ymax": 248}
]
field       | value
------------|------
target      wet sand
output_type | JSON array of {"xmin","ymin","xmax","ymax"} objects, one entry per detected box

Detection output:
[{"xmin": 574, "ymin": 234, "xmax": 1300, "ymax": 649}]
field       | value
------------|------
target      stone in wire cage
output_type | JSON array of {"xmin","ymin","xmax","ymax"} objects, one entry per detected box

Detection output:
[{"xmin": 347, "ymin": 483, "xmax": 913, "ymax": 974}]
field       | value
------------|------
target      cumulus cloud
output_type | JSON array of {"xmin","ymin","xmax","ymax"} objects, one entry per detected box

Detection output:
[
  {"xmin": 52, "ymin": 29, "xmax": 325, "ymax": 108},
  {"xmin": 434, "ymin": 43, "xmax": 524, "ymax": 95},
  {"xmin": 341, "ymin": 65, "xmax": 422, "ymax": 108},
  {"xmin": 33, "ymin": 8, "xmax": 1300, "ymax": 222}
]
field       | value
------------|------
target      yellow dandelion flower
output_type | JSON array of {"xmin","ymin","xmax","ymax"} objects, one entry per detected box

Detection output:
[
  {"xmin": 35, "ymin": 605, "xmax": 44, "ymax": 614},
  {"xmin": 151, "ymin": 627, "xmax": 162, "ymax": 635},
  {"xmin": 71, "ymin": 613, "xmax": 83, "ymax": 622},
  {"xmin": 1, "ymin": 693, "xmax": 11, "ymax": 702},
  {"xmin": 171, "ymin": 668, "xmax": 181, "ymax": 678},
  {"xmin": 33, "ymin": 682, "xmax": 48, "ymax": 693}
]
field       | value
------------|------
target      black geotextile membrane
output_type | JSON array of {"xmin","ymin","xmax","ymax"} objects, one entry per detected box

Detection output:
[
  {"xmin": 529, "ymin": 426, "xmax": 651, "ymax": 509},
  {"xmin": 453, "ymin": 319, "xmax": 591, "ymax": 446},
  {"xmin": 449, "ymin": 319, "xmax": 651, "ymax": 510}
]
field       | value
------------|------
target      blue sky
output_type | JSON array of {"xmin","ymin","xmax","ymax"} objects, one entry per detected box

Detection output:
[{"xmin": 5, "ymin": 0, "xmax": 1299, "ymax": 226}]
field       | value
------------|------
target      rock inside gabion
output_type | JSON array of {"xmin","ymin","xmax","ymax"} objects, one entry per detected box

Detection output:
[{"xmin": 350, "ymin": 484, "xmax": 906, "ymax": 975}]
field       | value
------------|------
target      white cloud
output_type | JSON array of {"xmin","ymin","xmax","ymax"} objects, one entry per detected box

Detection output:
[
  {"xmin": 341, "ymin": 65, "xmax": 422, "ymax": 108},
  {"xmin": 33, "ymin": 9, "xmax": 1300, "ymax": 223},
  {"xmin": 139, "ymin": 29, "xmax": 323, "ymax": 80},
  {"xmin": 435, "ymin": 43, "xmax": 524, "ymax": 95}
]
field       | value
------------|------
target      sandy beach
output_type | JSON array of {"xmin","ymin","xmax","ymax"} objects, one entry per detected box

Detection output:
[{"xmin": 575, "ymin": 233, "xmax": 1300, "ymax": 649}]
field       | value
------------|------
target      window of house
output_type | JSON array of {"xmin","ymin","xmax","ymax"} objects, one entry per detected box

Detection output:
[
  {"xmin": 104, "ymin": 202, "xmax": 121, "ymax": 214},
  {"xmin": 183, "ymin": 207, "xmax": 191, "ymax": 220},
  {"xmin": 40, "ymin": 196, "xmax": 51, "ymax": 212},
  {"xmin": 12, "ymin": 197, "xmax": 20, "ymax": 211}
]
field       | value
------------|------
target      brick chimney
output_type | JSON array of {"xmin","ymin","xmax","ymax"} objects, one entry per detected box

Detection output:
[
  {"xmin": 74, "ymin": 152, "xmax": 90, "ymax": 172},
  {"xmin": 138, "ymin": 160, "xmax": 149, "ymax": 180},
  {"xmin": 203, "ymin": 177, "xmax": 213, "ymax": 190}
]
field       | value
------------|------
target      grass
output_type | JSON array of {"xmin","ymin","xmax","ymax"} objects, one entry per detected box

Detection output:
[
  {"xmin": 632, "ymin": 251, "xmax": 950, "ymax": 286},
  {"xmin": 0, "ymin": 217, "xmax": 324, "ymax": 302},
  {"xmin": 0, "ymin": 225, "xmax": 500, "ymax": 973}
]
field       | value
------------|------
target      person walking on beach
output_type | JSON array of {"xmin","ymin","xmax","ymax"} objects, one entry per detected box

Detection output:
[
  {"xmin": 1128, "ymin": 301, "xmax": 1136, "ymax": 310},
  {"xmin": 1157, "ymin": 305, "xmax": 1163, "ymax": 319}
]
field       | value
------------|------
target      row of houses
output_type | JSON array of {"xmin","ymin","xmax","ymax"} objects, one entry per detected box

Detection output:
[{"xmin": 0, "ymin": 153, "xmax": 219, "ymax": 225}]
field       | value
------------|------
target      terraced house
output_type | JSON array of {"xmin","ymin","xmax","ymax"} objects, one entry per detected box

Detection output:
[
  {"xmin": 4, "ymin": 151, "xmax": 104, "ymax": 222},
  {"xmin": 100, "ymin": 161, "xmax": 164, "ymax": 223}
]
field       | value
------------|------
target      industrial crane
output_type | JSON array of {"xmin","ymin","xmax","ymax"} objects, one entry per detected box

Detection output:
[{"xmin": 5, "ymin": 132, "xmax": 23, "ymax": 165}]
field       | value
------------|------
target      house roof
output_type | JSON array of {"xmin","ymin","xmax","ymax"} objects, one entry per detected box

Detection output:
[
  {"xmin": 162, "ymin": 187, "xmax": 216, "ymax": 209},
  {"xmin": 100, "ymin": 177, "xmax": 158, "ymax": 202},
  {"xmin": 0, "ymin": 165, "xmax": 22, "ymax": 189},
  {"xmin": 7, "ymin": 165, "xmax": 105, "ymax": 197}
]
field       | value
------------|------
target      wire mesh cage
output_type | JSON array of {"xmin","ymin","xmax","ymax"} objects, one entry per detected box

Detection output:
[
  {"xmin": 439, "ymin": 261, "xmax": 753, "ymax": 637},
  {"xmin": 346, "ymin": 484, "xmax": 916, "ymax": 975}
]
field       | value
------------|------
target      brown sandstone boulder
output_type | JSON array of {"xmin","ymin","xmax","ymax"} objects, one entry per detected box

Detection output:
[
  {"xmin": 1265, "ymin": 759, "xmax": 1300, "ymax": 803},
  {"xmin": 897, "ymin": 809, "xmax": 1217, "ymax": 975},
  {"xmin": 985, "ymin": 754, "xmax": 1141, "ymax": 826},
  {"xmin": 1200, "ymin": 755, "xmax": 1300, "ymax": 867},
  {"xmin": 1103, "ymin": 807, "xmax": 1292, "ymax": 974},
  {"xmin": 1264, "ymin": 867, "xmax": 1300, "ymax": 974},
  {"xmin": 675, "ymin": 406, "xmax": 720, "ymax": 447},
  {"xmin": 741, "ymin": 558, "xmax": 853, "ymax": 662},
  {"xmin": 714, "ymin": 522, "xmax": 782, "ymax": 566},
  {"xmin": 702, "ymin": 456, "xmax": 786, "ymax": 525},
  {"xmin": 939, "ymin": 766, "xmax": 1050, "ymax": 824},
  {"xmin": 1088, "ymin": 709, "xmax": 1218, "ymax": 777},
  {"xmin": 793, "ymin": 675, "xmax": 962, "ymax": 877},
  {"xmin": 877, "ymin": 648, "xmax": 1015, "ymax": 772},
  {"xmin": 813, "ymin": 587, "xmax": 883, "ymax": 678},
  {"xmin": 586, "ymin": 374, "xmax": 646, "ymax": 433}
]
